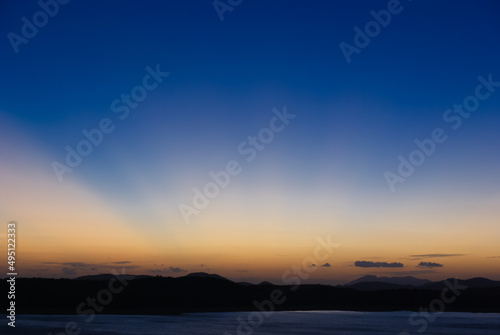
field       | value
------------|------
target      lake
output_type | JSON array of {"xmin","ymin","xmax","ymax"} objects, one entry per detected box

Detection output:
[{"xmin": 3, "ymin": 311, "xmax": 499, "ymax": 334}]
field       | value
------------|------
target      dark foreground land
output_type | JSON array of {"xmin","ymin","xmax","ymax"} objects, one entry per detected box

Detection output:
[{"xmin": 3, "ymin": 273, "xmax": 500, "ymax": 315}]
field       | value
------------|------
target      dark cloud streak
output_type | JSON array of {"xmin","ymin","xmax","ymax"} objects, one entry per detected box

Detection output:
[
  {"xmin": 417, "ymin": 262, "xmax": 443, "ymax": 268},
  {"xmin": 354, "ymin": 261, "xmax": 404, "ymax": 268},
  {"xmin": 410, "ymin": 254, "xmax": 465, "ymax": 259}
]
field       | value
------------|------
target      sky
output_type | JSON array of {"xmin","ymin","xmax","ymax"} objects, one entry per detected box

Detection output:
[{"xmin": 0, "ymin": 0, "xmax": 499, "ymax": 284}]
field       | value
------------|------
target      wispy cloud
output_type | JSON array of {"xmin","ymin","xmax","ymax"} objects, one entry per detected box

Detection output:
[
  {"xmin": 410, "ymin": 254, "xmax": 465, "ymax": 260},
  {"xmin": 385, "ymin": 269, "xmax": 437, "ymax": 275},
  {"xmin": 61, "ymin": 267, "xmax": 77, "ymax": 276},
  {"xmin": 62, "ymin": 262, "xmax": 89, "ymax": 267},
  {"xmin": 149, "ymin": 266, "xmax": 187, "ymax": 275},
  {"xmin": 40, "ymin": 261, "xmax": 139, "ymax": 277}
]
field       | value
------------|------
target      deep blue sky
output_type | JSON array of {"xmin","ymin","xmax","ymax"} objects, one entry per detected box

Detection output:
[
  {"xmin": 1, "ymin": 0, "xmax": 500, "ymax": 280},
  {"xmin": 2, "ymin": 0, "xmax": 500, "ymax": 203}
]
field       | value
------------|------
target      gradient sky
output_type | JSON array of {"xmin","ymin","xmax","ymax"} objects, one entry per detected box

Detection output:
[{"xmin": 1, "ymin": 0, "xmax": 499, "ymax": 284}]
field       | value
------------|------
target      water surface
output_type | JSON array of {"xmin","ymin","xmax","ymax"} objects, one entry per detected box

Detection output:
[{"xmin": 4, "ymin": 311, "xmax": 499, "ymax": 334}]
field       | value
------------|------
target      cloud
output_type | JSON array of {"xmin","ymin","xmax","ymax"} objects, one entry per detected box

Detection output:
[
  {"xmin": 360, "ymin": 257, "xmax": 383, "ymax": 260},
  {"xmin": 116, "ymin": 265, "xmax": 140, "ymax": 270},
  {"xmin": 486, "ymin": 256, "xmax": 500, "ymax": 259},
  {"xmin": 41, "ymin": 262, "xmax": 139, "ymax": 274},
  {"xmin": 417, "ymin": 261, "xmax": 443, "ymax": 268},
  {"xmin": 149, "ymin": 266, "xmax": 188, "ymax": 275},
  {"xmin": 321, "ymin": 263, "xmax": 331, "ymax": 267},
  {"xmin": 385, "ymin": 269, "xmax": 437, "ymax": 275},
  {"xmin": 62, "ymin": 262, "xmax": 88, "ymax": 267},
  {"xmin": 61, "ymin": 267, "xmax": 77, "ymax": 276},
  {"xmin": 354, "ymin": 261, "xmax": 404, "ymax": 268},
  {"xmin": 410, "ymin": 254, "xmax": 465, "ymax": 260},
  {"xmin": 43, "ymin": 261, "xmax": 94, "ymax": 268}
]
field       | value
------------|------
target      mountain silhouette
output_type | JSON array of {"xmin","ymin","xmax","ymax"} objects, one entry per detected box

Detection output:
[
  {"xmin": 3, "ymin": 273, "xmax": 499, "ymax": 315},
  {"xmin": 75, "ymin": 274, "xmax": 152, "ymax": 281},
  {"xmin": 345, "ymin": 275, "xmax": 431, "ymax": 287},
  {"xmin": 422, "ymin": 277, "xmax": 500, "ymax": 290},
  {"xmin": 185, "ymin": 272, "xmax": 231, "ymax": 281}
]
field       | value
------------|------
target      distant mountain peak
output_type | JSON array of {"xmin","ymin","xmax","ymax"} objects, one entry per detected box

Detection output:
[
  {"xmin": 258, "ymin": 281, "xmax": 274, "ymax": 286},
  {"xmin": 345, "ymin": 275, "xmax": 431, "ymax": 287},
  {"xmin": 185, "ymin": 272, "xmax": 231, "ymax": 281}
]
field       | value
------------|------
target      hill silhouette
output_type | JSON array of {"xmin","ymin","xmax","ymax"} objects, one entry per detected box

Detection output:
[
  {"xmin": 345, "ymin": 275, "xmax": 431, "ymax": 287},
  {"xmin": 3, "ymin": 273, "xmax": 500, "ymax": 315},
  {"xmin": 422, "ymin": 277, "xmax": 500, "ymax": 290}
]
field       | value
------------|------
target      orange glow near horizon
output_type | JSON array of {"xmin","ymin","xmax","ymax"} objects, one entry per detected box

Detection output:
[{"xmin": 1, "ymin": 118, "xmax": 499, "ymax": 284}]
